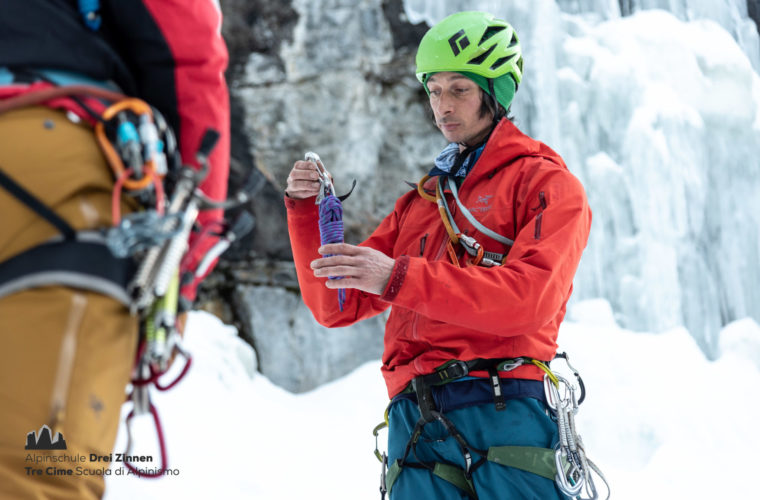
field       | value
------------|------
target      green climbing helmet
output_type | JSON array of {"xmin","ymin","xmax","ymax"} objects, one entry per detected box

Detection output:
[{"xmin": 415, "ymin": 11, "xmax": 523, "ymax": 110}]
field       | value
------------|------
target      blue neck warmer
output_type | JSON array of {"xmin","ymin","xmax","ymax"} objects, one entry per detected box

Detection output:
[{"xmin": 429, "ymin": 142, "xmax": 486, "ymax": 178}]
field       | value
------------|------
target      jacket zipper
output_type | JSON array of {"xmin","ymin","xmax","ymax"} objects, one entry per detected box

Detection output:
[{"xmin": 534, "ymin": 191, "xmax": 546, "ymax": 240}]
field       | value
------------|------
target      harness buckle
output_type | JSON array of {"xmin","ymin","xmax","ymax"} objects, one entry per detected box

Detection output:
[{"xmin": 441, "ymin": 360, "xmax": 470, "ymax": 380}]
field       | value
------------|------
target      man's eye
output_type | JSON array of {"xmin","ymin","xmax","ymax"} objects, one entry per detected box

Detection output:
[
  {"xmin": 429, "ymin": 89, "xmax": 441, "ymax": 97},
  {"xmin": 454, "ymin": 88, "xmax": 468, "ymax": 94}
]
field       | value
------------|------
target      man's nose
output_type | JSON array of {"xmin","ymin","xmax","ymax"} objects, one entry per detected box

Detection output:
[{"xmin": 436, "ymin": 91, "xmax": 455, "ymax": 115}]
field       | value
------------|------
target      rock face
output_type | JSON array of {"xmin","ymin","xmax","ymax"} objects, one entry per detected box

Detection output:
[
  {"xmin": 212, "ymin": 0, "xmax": 431, "ymax": 392},
  {"xmin": 208, "ymin": 0, "xmax": 760, "ymax": 392},
  {"xmin": 233, "ymin": 286, "xmax": 386, "ymax": 393}
]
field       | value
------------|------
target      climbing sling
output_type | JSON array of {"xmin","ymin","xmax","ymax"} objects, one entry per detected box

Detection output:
[{"xmin": 304, "ymin": 152, "xmax": 355, "ymax": 311}]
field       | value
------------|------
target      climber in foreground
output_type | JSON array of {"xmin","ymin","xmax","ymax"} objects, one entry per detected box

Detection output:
[
  {"xmin": 285, "ymin": 11, "xmax": 599, "ymax": 499},
  {"xmin": 0, "ymin": 1, "xmax": 229, "ymax": 498}
]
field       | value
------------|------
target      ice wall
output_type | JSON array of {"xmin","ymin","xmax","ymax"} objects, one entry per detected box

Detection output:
[{"xmin": 404, "ymin": 0, "xmax": 760, "ymax": 357}]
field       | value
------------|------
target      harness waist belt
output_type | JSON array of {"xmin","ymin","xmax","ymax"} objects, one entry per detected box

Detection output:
[
  {"xmin": 0, "ymin": 240, "xmax": 135, "ymax": 307},
  {"xmin": 393, "ymin": 377, "xmax": 546, "ymax": 412}
]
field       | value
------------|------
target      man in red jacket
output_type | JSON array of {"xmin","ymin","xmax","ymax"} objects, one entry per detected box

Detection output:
[
  {"xmin": 286, "ymin": 11, "xmax": 590, "ymax": 499},
  {"xmin": 0, "ymin": 1, "xmax": 228, "ymax": 498}
]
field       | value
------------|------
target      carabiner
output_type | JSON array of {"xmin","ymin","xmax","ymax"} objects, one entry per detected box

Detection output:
[
  {"xmin": 123, "ymin": 402, "xmax": 168, "ymax": 479},
  {"xmin": 305, "ymin": 151, "xmax": 335, "ymax": 204},
  {"xmin": 555, "ymin": 445, "xmax": 584, "ymax": 497}
]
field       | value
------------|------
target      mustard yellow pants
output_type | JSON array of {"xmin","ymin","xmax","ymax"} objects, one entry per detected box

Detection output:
[{"xmin": 0, "ymin": 107, "xmax": 138, "ymax": 499}]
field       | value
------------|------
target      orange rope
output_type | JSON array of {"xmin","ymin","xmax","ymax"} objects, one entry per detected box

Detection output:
[
  {"xmin": 445, "ymin": 241, "xmax": 461, "ymax": 267},
  {"xmin": 416, "ymin": 175, "xmax": 437, "ymax": 202}
]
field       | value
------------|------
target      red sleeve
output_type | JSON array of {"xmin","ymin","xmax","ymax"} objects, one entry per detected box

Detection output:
[
  {"xmin": 140, "ymin": 0, "xmax": 230, "ymax": 302},
  {"xmin": 285, "ymin": 194, "xmax": 395, "ymax": 327},
  {"xmin": 381, "ymin": 168, "xmax": 592, "ymax": 336}
]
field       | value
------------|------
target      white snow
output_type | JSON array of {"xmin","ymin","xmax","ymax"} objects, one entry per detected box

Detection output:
[{"xmin": 104, "ymin": 307, "xmax": 760, "ymax": 499}]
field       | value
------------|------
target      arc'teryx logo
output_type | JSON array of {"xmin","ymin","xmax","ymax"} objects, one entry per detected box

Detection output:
[
  {"xmin": 25, "ymin": 425, "xmax": 67, "ymax": 450},
  {"xmin": 448, "ymin": 29, "xmax": 470, "ymax": 56}
]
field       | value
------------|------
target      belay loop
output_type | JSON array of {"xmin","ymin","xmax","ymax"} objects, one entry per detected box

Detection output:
[{"xmin": 306, "ymin": 152, "xmax": 346, "ymax": 311}]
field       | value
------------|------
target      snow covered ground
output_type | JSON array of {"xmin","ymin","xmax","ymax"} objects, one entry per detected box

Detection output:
[{"xmin": 103, "ymin": 301, "xmax": 760, "ymax": 499}]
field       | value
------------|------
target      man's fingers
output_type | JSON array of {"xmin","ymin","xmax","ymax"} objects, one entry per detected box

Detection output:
[
  {"xmin": 311, "ymin": 254, "xmax": 355, "ymax": 269},
  {"xmin": 288, "ymin": 179, "xmax": 320, "ymax": 192},
  {"xmin": 318, "ymin": 243, "xmax": 361, "ymax": 256},
  {"xmin": 313, "ymin": 265, "xmax": 357, "ymax": 278},
  {"xmin": 324, "ymin": 277, "xmax": 359, "ymax": 290},
  {"xmin": 293, "ymin": 160, "xmax": 318, "ymax": 171}
]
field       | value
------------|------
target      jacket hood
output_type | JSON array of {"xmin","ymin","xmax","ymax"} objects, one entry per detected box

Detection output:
[{"xmin": 468, "ymin": 118, "xmax": 568, "ymax": 183}]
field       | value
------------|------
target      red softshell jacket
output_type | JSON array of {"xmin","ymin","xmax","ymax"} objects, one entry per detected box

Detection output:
[{"xmin": 286, "ymin": 119, "xmax": 591, "ymax": 398}]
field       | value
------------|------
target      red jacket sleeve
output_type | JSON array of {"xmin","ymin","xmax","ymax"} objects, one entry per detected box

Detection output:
[
  {"xmin": 140, "ymin": 0, "xmax": 231, "ymax": 302},
  {"xmin": 380, "ymin": 168, "xmax": 591, "ymax": 336},
  {"xmin": 285, "ymin": 195, "xmax": 395, "ymax": 327}
]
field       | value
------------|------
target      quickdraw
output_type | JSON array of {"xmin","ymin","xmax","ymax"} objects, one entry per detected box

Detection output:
[{"xmin": 543, "ymin": 353, "xmax": 609, "ymax": 500}]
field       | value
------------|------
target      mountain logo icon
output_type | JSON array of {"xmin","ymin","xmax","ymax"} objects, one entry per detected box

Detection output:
[{"xmin": 25, "ymin": 425, "xmax": 67, "ymax": 450}]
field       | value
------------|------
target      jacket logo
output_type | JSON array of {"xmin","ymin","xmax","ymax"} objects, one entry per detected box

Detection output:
[
  {"xmin": 470, "ymin": 194, "xmax": 493, "ymax": 214},
  {"xmin": 448, "ymin": 30, "xmax": 470, "ymax": 56}
]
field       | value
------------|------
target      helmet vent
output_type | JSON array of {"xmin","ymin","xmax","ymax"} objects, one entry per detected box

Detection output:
[
  {"xmin": 479, "ymin": 26, "xmax": 506, "ymax": 46},
  {"xmin": 467, "ymin": 44, "xmax": 496, "ymax": 66},
  {"xmin": 509, "ymin": 33, "xmax": 519, "ymax": 47},
  {"xmin": 490, "ymin": 53, "xmax": 516, "ymax": 71}
]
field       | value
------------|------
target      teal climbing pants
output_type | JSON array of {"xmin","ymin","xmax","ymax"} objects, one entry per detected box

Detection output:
[{"xmin": 387, "ymin": 378, "xmax": 569, "ymax": 500}]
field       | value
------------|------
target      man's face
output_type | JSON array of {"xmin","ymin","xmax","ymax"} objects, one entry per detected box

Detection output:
[{"xmin": 427, "ymin": 72, "xmax": 493, "ymax": 148}]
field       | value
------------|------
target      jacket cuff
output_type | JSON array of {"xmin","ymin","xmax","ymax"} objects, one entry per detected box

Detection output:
[
  {"xmin": 381, "ymin": 255, "xmax": 410, "ymax": 302},
  {"xmin": 284, "ymin": 194, "xmax": 319, "ymax": 216}
]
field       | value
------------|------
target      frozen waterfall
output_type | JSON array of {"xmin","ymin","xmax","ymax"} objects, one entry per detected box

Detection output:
[{"xmin": 404, "ymin": 0, "xmax": 760, "ymax": 357}]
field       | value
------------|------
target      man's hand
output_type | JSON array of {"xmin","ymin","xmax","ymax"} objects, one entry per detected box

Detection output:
[
  {"xmin": 311, "ymin": 243, "xmax": 395, "ymax": 295},
  {"xmin": 285, "ymin": 160, "xmax": 324, "ymax": 199}
]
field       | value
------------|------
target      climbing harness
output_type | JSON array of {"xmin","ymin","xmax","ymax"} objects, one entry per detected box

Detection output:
[
  {"xmin": 372, "ymin": 354, "xmax": 609, "ymax": 499},
  {"xmin": 417, "ymin": 174, "xmax": 513, "ymax": 268},
  {"xmin": 306, "ymin": 152, "xmax": 355, "ymax": 311}
]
